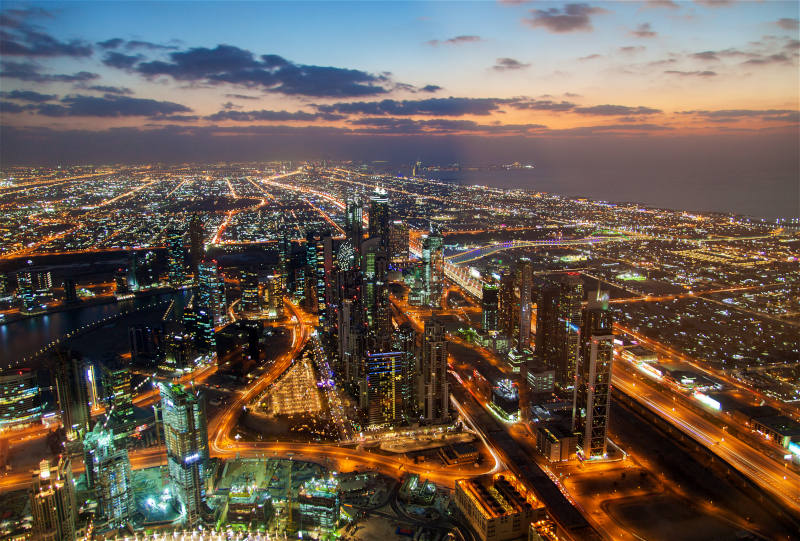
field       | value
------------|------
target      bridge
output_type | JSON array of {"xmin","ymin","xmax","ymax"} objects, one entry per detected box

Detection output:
[{"xmin": 409, "ymin": 240, "xmax": 484, "ymax": 299}]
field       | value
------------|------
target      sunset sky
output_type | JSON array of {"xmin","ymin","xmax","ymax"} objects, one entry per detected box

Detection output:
[{"xmin": 1, "ymin": 1, "xmax": 798, "ymax": 216}]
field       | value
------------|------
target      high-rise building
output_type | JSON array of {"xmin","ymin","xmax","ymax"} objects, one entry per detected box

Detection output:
[
  {"xmin": 16, "ymin": 270, "xmax": 36, "ymax": 311},
  {"xmin": 535, "ymin": 274, "xmax": 583, "ymax": 388},
  {"xmin": 189, "ymin": 214, "xmax": 204, "ymax": 277},
  {"xmin": 265, "ymin": 274, "xmax": 284, "ymax": 319},
  {"xmin": 481, "ymin": 283, "xmax": 499, "ymax": 332},
  {"xmin": 167, "ymin": 231, "xmax": 186, "ymax": 286},
  {"xmin": 498, "ymin": 271, "xmax": 516, "ymax": 340},
  {"xmin": 0, "ymin": 273, "xmax": 9, "ymax": 298},
  {"xmin": 83, "ymin": 424, "xmax": 134, "ymax": 531},
  {"xmin": 421, "ymin": 229, "xmax": 444, "ymax": 308},
  {"xmin": 572, "ymin": 290, "xmax": 614, "ymax": 459},
  {"xmin": 161, "ymin": 326, "xmax": 196, "ymax": 372},
  {"xmin": 368, "ymin": 187, "xmax": 390, "ymax": 246},
  {"xmin": 388, "ymin": 220, "xmax": 410, "ymax": 263},
  {"xmin": 185, "ymin": 300, "xmax": 215, "ymax": 352},
  {"xmin": 394, "ymin": 322, "xmax": 419, "ymax": 420},
  {"xmin": 420, "ymin": 318, "xmax": 449, "ymax": 423},
  {"xmin": 129, "ymin": 324, "xmax": 164, "ymax": 367},
  {"xmin": 345, "ymin": 197, "xmax": 364, "ymax": 256},
  {"xmin": 197, "ymin": 260, "xmax": 226, "ymax": 326},
  {"xmin": 239, "ymin": 270, "xmax": 260, "ymax": 315},
  {"xmin": 365, "ymin": 350, "xmax": 404, "ymax": 427},
  {"xmin": 516, "ymin": 258, "xmax": 533, "ymax": 353},
  {"xmin": 63, "ymin": 278, "xmax": 78, "ymax": 304},
  {"xmin": 30, "ymin": 457, "xmax": 77, "ymax": 541},
  {"xmin": 159, "ymin": 383, "xmax": 210, "ymax": 527},
  {"xmin": 51, "ymin": 350, "xmax": 90, "ymax": 440},
  {"xmin": 0, "ymin": 369, "xmax": 43, "ymax": 428},
  {"xmin": 100, "ymin": 360, "xmax": 136, "ymax": 441},
  {"xmin": 361, "ymin": 237, "xmax": 391, "ymax": 352}
]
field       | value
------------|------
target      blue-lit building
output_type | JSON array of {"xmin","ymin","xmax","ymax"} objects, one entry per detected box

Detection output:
[
  {"xmin": 0, "ymin": 369, "xmax": 43, "ymax": 428},
  {"xmin": 167, "ymin": 231, "xmax": 186, "ymax": 286},
  {"xmin": 83, "ymin": 424, "xmax": 135, "ymax": 531},
  {"xmin": 365, "ymin": 351, "xmax": 404, "ymax": 427}
]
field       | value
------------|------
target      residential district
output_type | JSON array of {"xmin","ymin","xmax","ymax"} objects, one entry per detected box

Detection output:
[{"xmin": 0, "ymin": 163, "xmax": 798, "ymax": 541}]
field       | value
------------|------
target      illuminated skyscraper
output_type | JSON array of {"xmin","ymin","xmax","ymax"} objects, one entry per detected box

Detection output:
[
  {"xmin": 365, "ymin": 350, "xmax": 404, "ymax": 427},
  {"xmin": 197, "ymin": 260, "xmax": 226, "ymax": 326},
  {"xmin": 345, "ymin": 197, "xmax": 364, "ymax": 256},
  {"xmin": 516, "ymin": 258, "xmax": 533, "ymax": 353},
  {"xmin": 368, "ymin": 187, "xmax": 390, "ymax": 246},
  {"xmin": 100, "ymin": 359, "xmax": 136, "ymax": 441},
  {"xmin": 63, "ymin": 278, "xmax": 78, "ymax": 304},
  {"xmin": 239, "ymin": 270, "xmax": 260, "ymax": 315},
  {"xmin": 83, "ymin": 424, "xmax": 134, "ymax": 531},
  {"xmin": 265, "ymin": 274, "xmax": 284, "ymax": 319},
  {"xmin": 421, "ymin": 228, "xmax": 444, "ymax": 308},
  {"xmin": 535, "ymin": 274, "xmax": 583, "ymax": 388},
  {"xmin": 388, "ymin": 220, "xmax": 410, "ymax": 263},
  {"xmin": 188, "ymin": 214, "xmax": 204, "ymax": 277},
  {"xmin": 394, "ymin": 322, "xmax": 419, "ymax": 420},
  {"xmin": 0, "ymin": 369, "xmax": 43, "ymax": 428},
  {"xmin": 498, "ymin": 270, "xmax": 516, "ymax": 339},
  {"xmin": 420, "ymin": 318, "xmax": 449, "ymax": 423},
  {"xmin": 16, "ymin": 270, "xmax": 36, "ymax": 311},
  {"xmin": 30, "ymin": 457, "xmax": 77, "ymax": 541},
  {"xmin": 167, "ymin": 231, "xmax": 186, "ymax": 286},
  {"xmin": 159, "ymin": 383, "xmax": 210, "ymax": 527},
  {"xmin": 572, "ymin": 290, "xmax": 614, "ymax": 459},
  {"xmin": 481, "ymin": 283, "xmax": 499, "ymax": 332}
]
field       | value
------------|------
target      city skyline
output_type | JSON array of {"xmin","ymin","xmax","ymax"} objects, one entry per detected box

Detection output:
[{"xmin": 1, "ymin": 1, "xmax": 798, "ymax": 218}]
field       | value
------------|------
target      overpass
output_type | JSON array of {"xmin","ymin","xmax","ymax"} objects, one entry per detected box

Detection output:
[{"xmin": 446, "ymin": 236, "xmax": 631, "ymax": 266}]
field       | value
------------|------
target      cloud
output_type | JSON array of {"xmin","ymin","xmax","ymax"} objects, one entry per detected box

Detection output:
[
  {"xmin": 619, "ymin": 46, "xmax": 646, "ymax": 54},
  {"xmin": 492, "ymin": 57, "xmax": 531, "ymax": 71},
  {"xmin": 225, "ymin": 93, "xmax": 260, "ymax": 100},
  {"xmin": 0, "ymin": 60, "xmax": 98, "ymax": 83},
  {"xmin": 0, "ymin": 9, "xmax": 92, "ymax": 57},
  {"xmin": 524, "ymin": 3, "xmax": 608, "ymax": 33},
  {"xmin": 664, "ymin": 70, "xmax": 718, "ymax": 77},
  {"xmin": 785, "ymin": 40, "xmax": 800, "ymax": 51},
  {"xmin": 97, "ymin": 38, "xmax": 124, "ymax": 49},
  {"xmin": 631, "ymin": 23, "xmax": 657, "ymax": 38},
  {"xmin": 681, "ymin": 109, "xmax": 798, "ymax": 121},
  {"xmin": 82, "ymin": 85, "xmax": 133, "ymax": 95},
  {"xmin": 776, "ymin": 18, "xmax": 799, "ymax": 31},
  {"xmin": 694, "ymin": 0, "xmax": 734, "ymax": 7},
  {"xmin": 742, "ymin": 53, "xmax": 791, "ymax": 65},
  {"xmin": 426, "ymin": 35, "xmax": 483, "ymax": 46},
  {"xmin": 643, "ymin": 0, "xmax": 679, "ymax": 8},
  {"xmin": 102, "ymin": 51, "xmax": 143, "ymax": 69},
  {"xmin": 132, "ymin": 45, "xmax": 393, "ymax": 97},
  {"xmin": 317, "ymin": 97, "xmax": 511, "ymax": 117},
  {"xmin": 349, "ymin": 117, "xmax": 546, "ymax": 135},
  {"xmin": 511, "ymin": 99, "xmax": 575, "ymax": 111},
  {"xmin": 691, "ymin": 51, "xmax": 719, "ymax": 61},
  {"xmin": 206, "ymin": 109, "xmax": 344, "ymax": 122},
  {"xmin": 574, "ymin": 104, "xmax": 661, "ymax": 115},
  {"xmin": 34, "ymin": 94, "xmax": 192, "ymax": 117},
  {"xmin": 578, "ymin": 54, "xmax": 603, "ymax": 61},
  {"xmin": 0, "ymin": 89, "xmax": 56, "ymax": 102},
  {"xmin": 0, "ymin": 100, "xmax": 30, "ymax": 113},
  {"xmin": 419, "ymin": 84, "xmax": 442, "ymax": 93},
  {"xmin": 125, "ymin": 40, "xmax": 177, "ymax": 51}
]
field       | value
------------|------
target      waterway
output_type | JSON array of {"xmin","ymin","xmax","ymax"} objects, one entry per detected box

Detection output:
[{"xmin": 0, "ymin": 290, "xmax": 191, "ymax": 367}]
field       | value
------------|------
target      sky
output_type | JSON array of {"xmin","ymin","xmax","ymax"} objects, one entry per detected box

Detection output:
[{"xmin": 0, "ymin": 0, "xmax": 798, "ymax": 217}]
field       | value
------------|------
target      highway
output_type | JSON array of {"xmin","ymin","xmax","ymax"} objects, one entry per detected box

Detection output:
[{"xmin": 612, "ymin": 366, "xmax": 800, "ymax": 515}]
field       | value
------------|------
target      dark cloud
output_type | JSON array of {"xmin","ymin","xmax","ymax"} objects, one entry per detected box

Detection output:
[
  {"xmin": 664, "ymin": 70, "xmax": 717, "ymax": 77},
  {"xmin": 681, "ymin": 109, "xmax": 798, "ymax": 120},
  {"xmin": 102, "ymin": 51, "xmax": 143, "ymax": 69},
  {"xmin": 0, "ymin": 9, "xmax": 92, "ymax": 57},
  {"xmin": 158, "ymin": 114, "xmax": 199, "ymax": 122},
  {"xmin": 426, "ymin": 35, "xmax": 483, "ymax": 46},
  {"xmin": 132, "ymin": 45, "xmax": 392, "ymax": 97},
  {"xmin": 776, "ymin": 18, "xmax": 799, "ymax": 31},
  {"xmin": 631, "ymin": 23, "xmax": 657, "ymax": 38},
  {"xmin": 0, "ymin": 89, "xmax": 56, "ymax": 102},
  {"xmin": 692, "ymin": 51, "xmax": 719, "ymax": 61},
  {"xmin": 349, "ymin": 117, "xmax": 545, "ymax": 135},
  {"xmin": 743, "ymin": 53, "xmax": 792, "ymax": 65},
  {"xmin": 206, "ymin": 109, "xmax": 344, "ymax": 122},
  {"xmin": 0, "ymin": 100, "xmax": 29, "ymax": 113},
  {"xmin": 511, "ymin": 99, "xmax": 575, "ymax": 111},
  {"xmin": 35, "ymin": 94, "xmax": 192, "ymax": 117},
  {"xmin": 524, "ymin": 3, "xmax": 608, "ymax": 33},
  {"xmin": 619, "ymin": 46, "xmax": 646, "ymax": 54},
  {"xmin": 419, "ymin": 85, "xmax": 442, "ymax": 93},
  {"xmin": 492, "ymin": 57, "xmax": 531, "ymax": 71},
  {"xmin": 125, "ymin": 40, "xmax": 177, "ymax": 51},
  {"xmin": 574, "ymin": 104, "xmax": 661, "ymax": 116},
  {"xmin": 83, "ymin": 85, "xmax": 133, "ymax": 95},
  {"xmin": 97, "ymin": 38, "xmax": 124, "ymax": 49},
  {"xmin": 0, "ymin": 60, "xmax": 99, "ymax": 83},
  {"xmin": 643, "ymin": 0, "xmax": 679, "ymax": 8},
  {"xmin": 317, "ymin": 97, "xmax": 509, "ymax": 117},
  {"xmin": 225, "ymin": 93, "xmax": 260, "ymax": 100}
]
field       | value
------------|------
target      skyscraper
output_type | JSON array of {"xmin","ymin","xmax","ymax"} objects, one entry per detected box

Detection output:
[
  {"xmin": 100, "ymin": 359, "xmax": 136, "ymax": 442},
  {"xmin": 572, "ymin": 290, "xmax": 614, "ymax": 459},
  {"xmin": 189, "ymin": 214, "xmax": 204, "ymax": 277},
  {"xmin": 63, "ymin": 278, "xmax": 78, "ymax": 304},
  {"xmin": 394, "ymin": 322, "xmax": 419, "ymax": 420},
  {"xmin": 388, "ymin": 220, "xmax": 410, "ymax": 263},
  {"xmin": 265, "ymin": 274, "xmax": 284, "ymax": 319},
  {"xmin": 83, "ymin": 424, "xmax": 134, "ymax": 531},
  {"xmin": 365, "ymin": 350, "xmax": 404, "ymax": 427},
  {"xmin": 498, "ymin": 270, "xmax": 516, "ymax": 340},
  {"xmin": 51, "ymin": 349, "xmax": 90, "ymax": 441},
  {"xmin": 345, "ymin": 197, "xmax": 364, "ymax": 256},
  {"xmin": 0, "ymin": 369, "xmax": 43, "ymax": 428},
  {"xmin": 481, "ymin": 283, "xmax": 499, "ymax": 332},
  {"xmin": 30, "ymin": 457, "xmax": 77, "ymax": 541},
  {"xmin": 160, "ymin": 383, "xmax": 210, "ymax": 527},
  {"xmin": 421, "ymin": 229, "xmax": 444, "ymax": 308},
  {"xmin": 239, "ymin": 269, "xmax": 260, "ymax": 315},
  {"xmin": 516, "ymin": 258, "xmax": 533, "ymax": 353},
  {"xmin": 368, "ymin": 187, "xmax": 390, "ymax": 246},
  {"xmin": 197, "ymin": 260, "xmax": 226, "ymax": 326},
  {"xmin": 535, "ymin": 274, "xmax": 584, "ymax": 388},
  {"xmin": 167, "ymin": 231, "xmax": 186, "ymax": 286},
  {"xmin": 420, "ymin": 318, "xmax": 449, "ymax": 423}
]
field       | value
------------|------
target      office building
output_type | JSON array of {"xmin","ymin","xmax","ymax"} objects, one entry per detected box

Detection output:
[
  {"xmin": 481, "ymin": 283, "xmax": 499, "ymax": 332},
  {"xmin": 345, "ymin": 197, "xmax": 364, "ymax": 256},
  {"xmin": 129, "ymin": 324, "xmax": 164, "ymax": 367},
  {"xmin": 265, "ymin": 274, "xmax": 284, "ymax": 319},
  {"xmin": 389, "ymin": 220, "xmax": 410, "ymax": 263},
  {"xmin": 535, "ymin": 424, "xmax": 577, "ymax": 462},
  {"xmin": 365, "ymin": 350, "xmax": 404, "ymax": 427},
  {"xmin": 394, "ymin": 322, "xmax": 419, "ymax": 420},
  {"xmin": 100, "ymin": 360, "xmax": 136, "ymax": 440},
  {"xmin": 454, "ymin": 474, "xmax": 543, "ymax": 541},
  {"xmin": 51, "ymin": 349, "xmax": 90, "ymax": 440},
  {"xmin": 189, "ymin": 214, "xmax": 204, "ymax": 277},
  {"xmin": 535, "ymin": 274, "xmax": 583, "ymax": 388},
  {"xmin": 166, "ymin": 231, "xmax": 186, "ymax": 286},
  {"xmin": 83, "ymin": 424, "xmax": 134, "ymax": 530},
  {"xmin": 368, "ymin": 187, "xmax": 390, "ymax": 245},
  {"xmin": 572, "ymin": 290, "xmax": 614, "ymax": 459},
  {"xmin": 421, "ymin": 229, "xmax": 444, "ymax": 308},
  {"xmin": 16, "ymin": 270, "xmax": 36, "ymax": 310},
  {"xmin": 30, "ymin": 457, "xmax": 77, "ymax": 541},
  {"xmin": 197, "ymin": 260, "xmax": 227, "ymax": 326},
  {"xmin": 63, "ymin": 278, "xmax": 78, "ymax": 304},
  {"xmin": 160, "ymin": 383, "xmax": 210, "ymax": 527},
  {"xmin": 498, "ymin": 271, "xmax": 516, "ymax": 340},
  {"xmin": 516, "ymin": 258, "xmax": 533, "ymax": 352},
  {"xmin": 239, "ymin": 270, "xmax": 260, "ymax": 315},
  {"xmin": 420, "ymin": 318, "xmax": 449, "ymax": 423},
  {"xmin": 0, "ymin": 369, "xmax": 43, "ymax": 428},
  {"xmin": 161, "ymin": 328, "xmax": 195, "ymax": 372}
]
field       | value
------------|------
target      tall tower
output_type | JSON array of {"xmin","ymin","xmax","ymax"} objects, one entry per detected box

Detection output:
[
  {"xmin": 166, "ymin": 230, "xmax": 186, "ymax": 286},
  {"xmin": 51, "ymin": 349, "xmax": 90, "ymax": 441},
  {"xmin": 160, "ymin": 383, "xmax": 210, "ymax": 527},
  {"xmin": 572, "ymin": 290, "xmax": 614, "ymax": 459},
  {"xmin": 365, "ymin": 350, "xmax": 404, "ymax": 427},
  {"xmin": 481, "ymin": 283, "xmax": 499, "ymax": 332},
  {"xmin": 535, "ymin": 274, "xmax": 584, "ymax": 388},
  {"xmin": 83, "ymin": 424, "xmax": 134, "ymax": 531},
  {"xmin": 100, "ymin": 359, "xmax": 136, "ymax": 443},
  {"xmin": 516, "ymin": 258, "xmax": 533, "ymax": 353},
  {"xmin": 498, "ymin": 270, "xmax": 516, "ymax": 339},
  {"xmin": 30, "ymin": 457, "xmax": 77, "ymax": 541},
  {"xmin": 368, "ymin": 187, "xmax": 390, "ymax": 246},
  {"xmin": 420, "ymin": 318, "xmax": 449, "ymax": 423},
  {"xmin": 345, "ymin": 198, "xmax": 364, "ymax": 256},
  {"xmin": 189, "ymin": 214, "xmax": 204, "ymax": 278},
  {"xmin": 197, "ymin": 260, "xmax": 227, "ymax": 326},
  {"xmin": 421, "ymin": 228, "xmax": 444, "ymax": 308}
]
